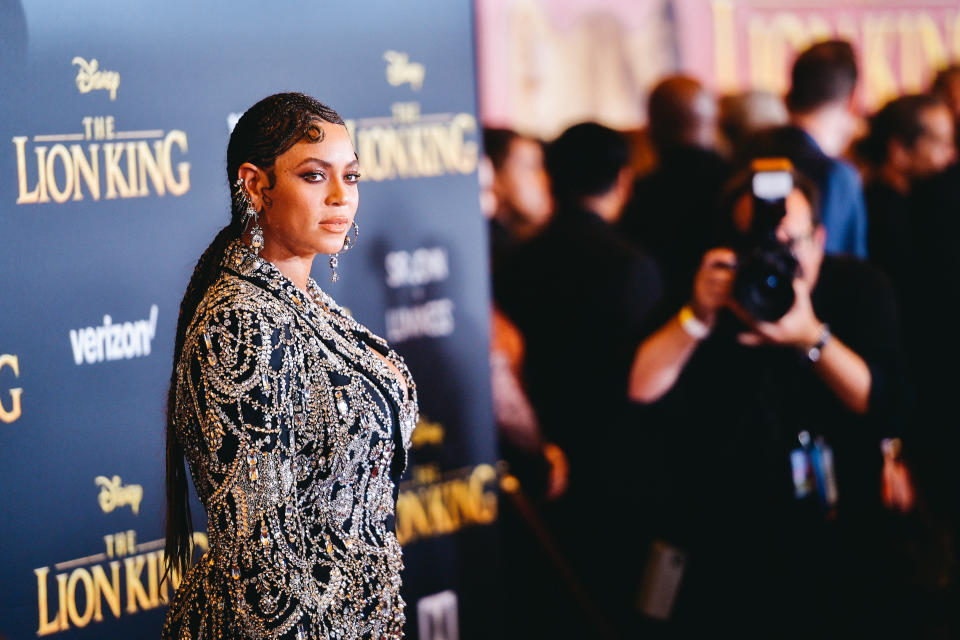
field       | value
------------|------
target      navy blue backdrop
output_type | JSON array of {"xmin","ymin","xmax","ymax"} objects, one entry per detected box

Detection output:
[{"xmin": 0, "ymin": 2, "xmax": 499, "ymax": 638}]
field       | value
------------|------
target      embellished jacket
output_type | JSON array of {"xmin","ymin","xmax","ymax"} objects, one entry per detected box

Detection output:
[{"xmin": 162, "ymin": 240, "xmax": 418, "ymax": 640}]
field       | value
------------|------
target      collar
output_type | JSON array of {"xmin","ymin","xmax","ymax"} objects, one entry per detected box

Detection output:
[
  {"xmin": 219, "ymin": 239, "xmax": 399, "ymax": 362},
  {"xmin": 221, "ymin": 239, "xmax": 338, "ymax": 315},
  {"xmin": 782, "ymin": 124, "xmax": 825, "ymax": 155}
]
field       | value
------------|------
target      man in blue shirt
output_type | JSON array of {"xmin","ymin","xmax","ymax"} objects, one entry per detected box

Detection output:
[{"xmin": 751, "ymin": 40, "xmax": 868, "ymax": 257}]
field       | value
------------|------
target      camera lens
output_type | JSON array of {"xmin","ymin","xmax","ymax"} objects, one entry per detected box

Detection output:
[{"xmin": 733, "ymin": 243, "xmax": 798, "ymax": 322}]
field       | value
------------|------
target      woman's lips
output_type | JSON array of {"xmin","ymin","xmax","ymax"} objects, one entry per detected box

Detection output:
[{"xmin": 319, "ymin": 218, "xmax": 349, "ymax": 232}]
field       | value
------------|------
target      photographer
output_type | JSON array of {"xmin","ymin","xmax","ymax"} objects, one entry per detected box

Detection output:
[{"xmin": 627, "ymin": 163, "xmax": 907, "ymax": 636}]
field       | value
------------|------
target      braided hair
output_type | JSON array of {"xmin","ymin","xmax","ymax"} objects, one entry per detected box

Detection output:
[{"xmin": 163, "ymin": 93, "xmax": 344, "ymax": 581}]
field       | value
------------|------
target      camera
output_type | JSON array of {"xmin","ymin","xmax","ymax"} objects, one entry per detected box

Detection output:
[{"xmin": 731, "ymin": 159, "xmax": 799, "ymax": 322}]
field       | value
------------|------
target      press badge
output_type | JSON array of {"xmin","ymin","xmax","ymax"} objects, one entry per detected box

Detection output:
[{"xmin": 790, "ymin": 430, "xmax": 838, "ymax": 508}]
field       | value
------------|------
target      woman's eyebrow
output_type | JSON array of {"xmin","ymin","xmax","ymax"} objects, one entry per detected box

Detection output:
[
  {"xmin": 295, "ymin": 157, "xmax": 360, "ymax": 168},
  {"xmin": 295, "ymin": 157, "xmax": 331, "ymax": 168}
]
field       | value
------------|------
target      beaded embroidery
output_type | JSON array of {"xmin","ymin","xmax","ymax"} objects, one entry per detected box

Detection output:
[{"xmin": 162, "ymin": 240, "xmax": 418, "ymax": 640}]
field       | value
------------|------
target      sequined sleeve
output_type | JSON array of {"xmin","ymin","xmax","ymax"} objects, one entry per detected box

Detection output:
[
  {"xmin": 178, "ymin": 297, "xmax": 323, "ymax": 634},
  {"xmin": 166, "ymin": 284, "xmax": 330, "ymax": 639}
]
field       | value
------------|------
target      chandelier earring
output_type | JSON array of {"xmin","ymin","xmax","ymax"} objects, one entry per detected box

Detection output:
[
  {"xmin": 329, "ymin": 221, "xmax": 359, "ymax": 283},
  {"xmin": 234, "ymin": 177, "xmax": 264, "ymax": 257}
]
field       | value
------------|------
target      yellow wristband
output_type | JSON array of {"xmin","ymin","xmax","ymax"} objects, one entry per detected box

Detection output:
[{"xmin": 678, "ymin": 306, "xmax": 710, "ymax": 340}]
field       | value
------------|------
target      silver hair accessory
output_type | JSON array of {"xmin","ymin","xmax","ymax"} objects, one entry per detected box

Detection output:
[
  {"xmin": 234, "ymin": 177, "xmax": 264, "ymax": 257},
  {"xmin": 329, "ymin": 221, "xmax": 359, "ymax": 283}
]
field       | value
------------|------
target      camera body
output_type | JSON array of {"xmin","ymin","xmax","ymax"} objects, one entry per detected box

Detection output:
[{"xmin": 732, "ymin": 159, "xmax": 799, "ymax": 322}]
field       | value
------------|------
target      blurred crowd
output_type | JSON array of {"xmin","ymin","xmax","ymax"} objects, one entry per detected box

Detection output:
[{"xmin": 484, "ymin": 40, "xmax": 960, "ymax": 639}]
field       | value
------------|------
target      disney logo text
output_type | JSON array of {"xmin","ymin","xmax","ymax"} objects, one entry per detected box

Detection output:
[
  {"xmin": 72, "ymin": 56, "xmax": 120, "ymax": 100},
  {"xmin": 95, "ymin": 475, "xmax": 143, "ymax": 515},
  {"xmin": 384, "ymin": 51, "xmax": 425, "ymax": 91}
]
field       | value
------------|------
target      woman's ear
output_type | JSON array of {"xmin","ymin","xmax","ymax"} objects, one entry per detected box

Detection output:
[{"xmin": 237, "ymin": 163, "xmax": 266, "ymax": 210}]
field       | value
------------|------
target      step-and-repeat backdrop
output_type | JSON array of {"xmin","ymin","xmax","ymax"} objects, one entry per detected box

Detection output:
[{"xmin": 0, "ymin": 1, "xmax": 499, "ymax": 638}]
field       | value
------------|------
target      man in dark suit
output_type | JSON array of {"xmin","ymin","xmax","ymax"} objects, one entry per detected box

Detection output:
[
  {"xmin": 495, "ymin": 123, "xmax": 662, "ymax": 634},
  {"xmin": 619, "ymin": 75, "xmax": 731, "ymax": 313},
  {"xmin": 750, "ymin": 40, "xmax": 868, "ymax": 257},
  {"xmin": 496, "ymin": 122, "xmax": 661, "ymax": 469}
]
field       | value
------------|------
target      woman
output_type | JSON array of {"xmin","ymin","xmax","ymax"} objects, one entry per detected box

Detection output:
[{"xmin": 162, "ymin": 93, "xmax": 418, "ymax": 640}]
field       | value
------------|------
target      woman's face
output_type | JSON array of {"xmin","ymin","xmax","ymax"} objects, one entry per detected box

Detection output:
[
  {"xmin": 494, "ymin": 137, "xmax": 552, "ymax": 226},
  {"xmin": 910, "ymin": 104, "xmax": 956, "ymax": 177},
  {"xmin": 246, "ymin": 120, "xmax": 360, "ymax": 258}
]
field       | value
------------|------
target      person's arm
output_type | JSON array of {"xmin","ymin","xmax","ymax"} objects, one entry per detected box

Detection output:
[
  {"xmin": 627, "ymin": 314, "xmax": 703, "ymax": 403},
  {"xmin": 490, "ymin": 306, "xmax": 569, "ymax": 499},
  {"xmin": 810, "ymin": 331, "xmax": 871, "ymax": 414},
  {"xmin": 736, "ymin": 278, "xmax": 871, "ymax": 414},
  {"xmin": 628, "ymin": 249, "xmax": 736, "ymax": 403}
]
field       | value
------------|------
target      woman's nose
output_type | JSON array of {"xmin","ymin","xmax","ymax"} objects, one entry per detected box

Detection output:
[{"xmin": 326, "ymin": 177, "xmax": 351, "ymax": 206}]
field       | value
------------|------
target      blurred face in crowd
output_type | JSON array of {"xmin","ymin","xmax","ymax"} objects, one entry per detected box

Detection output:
[
  {"xmin": 904, "ymin": 104, "xmax": 956, "ymax": 178},
  {"xmin": 734, "ymin": 188, "xmax": 826, "ymax": 288},
  {"xmin": 493, "ymin": 137, "xmax": 552, "ymax": 229},
  {"xmin": 649, "ymin": 75, "xmax": 719, "ymax": 151}
]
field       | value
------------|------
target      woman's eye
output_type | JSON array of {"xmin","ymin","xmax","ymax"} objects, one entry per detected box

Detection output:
[
  {"xmin": 345, "ymin": 172, "xmax": 362, "ymax": 183},
  {"xmin": 303, "ymin": 171, "xmax": 325, "ymax": 182}
]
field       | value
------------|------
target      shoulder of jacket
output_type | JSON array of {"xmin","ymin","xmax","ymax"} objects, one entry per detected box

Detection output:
[
  {"xmin": 831, "ymin": 158, "xmax": 862, "ymax": 184},
  {"xmin": 189, "ymin": 273, "xmax": 293, "ymax": 337}
]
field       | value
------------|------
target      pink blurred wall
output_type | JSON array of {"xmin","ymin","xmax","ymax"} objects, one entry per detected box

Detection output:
[{"xmin": 475, "ymin": 0, "xmax": 960, "ymax": 136}]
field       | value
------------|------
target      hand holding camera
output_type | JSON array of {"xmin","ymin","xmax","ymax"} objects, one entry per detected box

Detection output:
[
  {"xmin": 688, "ymin": 248, "xmax": 737, "ymax": 329},
  {"xmin": 732, "ymin": 277, "xmax": 824, "ymax": 350},
  {"xmin": 688, "ymin": 158, "xmax": 825, "ymax": 352},
  {"xmin": 687, "ymin": 247, "xmax": 823, "ymax": 350}
]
